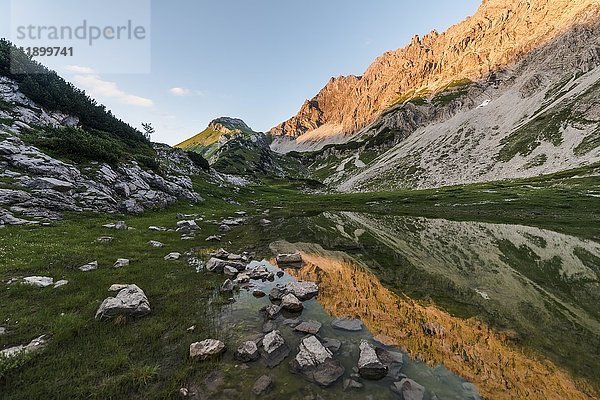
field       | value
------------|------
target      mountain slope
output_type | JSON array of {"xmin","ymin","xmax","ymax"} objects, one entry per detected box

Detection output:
[
  {"xmin": 271, "ymin": 0, "xmax": 599, "ymax": 153},
  {"xmin": 175, "ymin": 117, "xmax": 255, "ymax": 161}
]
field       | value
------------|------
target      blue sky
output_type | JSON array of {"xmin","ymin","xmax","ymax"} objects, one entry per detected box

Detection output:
[{"xmin": 0, "ymin": 0, "xmax": 480, "ymax": 144}]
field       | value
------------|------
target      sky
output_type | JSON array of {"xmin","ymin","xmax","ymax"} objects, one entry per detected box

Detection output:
[{"xmin": 0, "ymin": 0, "xmax": 481, "ymax": 145}]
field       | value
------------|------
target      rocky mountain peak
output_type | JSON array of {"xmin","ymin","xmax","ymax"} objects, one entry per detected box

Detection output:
[
  {"xmin": 208, "ymin": 117, "xmax": 253, "ymax": 135},
  {"xmin": 270, "ymin": 0, "xmax": 600, "ymax": 150}
]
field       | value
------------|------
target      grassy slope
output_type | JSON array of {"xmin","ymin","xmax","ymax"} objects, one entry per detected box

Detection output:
[{"xmin": 0, "ymin": 171, "xmax": 598, "ymax": 399}]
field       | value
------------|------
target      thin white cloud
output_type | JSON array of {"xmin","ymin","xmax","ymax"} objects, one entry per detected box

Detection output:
[
  {"xmin": 66, "ymin": 65, "xmax": 154, "ymax": 108},
  {"xmin": 65, "ymin": 65, "xmax": 97, "ymax": 75},
  {"xmin": 169, "ymin": 87, "xmax": 191, "ymax": 96}
]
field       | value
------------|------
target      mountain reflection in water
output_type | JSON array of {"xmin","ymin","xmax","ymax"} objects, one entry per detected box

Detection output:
[{"xmin": 272, "ymin": 215, "xmax": 599, "ymax": 400}]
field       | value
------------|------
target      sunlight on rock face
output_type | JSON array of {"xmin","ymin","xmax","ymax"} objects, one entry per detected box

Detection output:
[{"xmin": 277, "ymin": 242, "xmax": 595, "ymax": 400}]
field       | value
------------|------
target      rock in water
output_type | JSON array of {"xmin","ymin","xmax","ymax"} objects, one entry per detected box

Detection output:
[
  {"xmin": 260, "ymin": 330, "xmax": 290, "ymax": 368},
  {"xmin": 164, "ymin": 252, "xmax": 181, "ymax": 261},
  {"xmin": 331, "ymin": 318, "xmax": 363, "ymax": 331},
  {"xmin": 280, "ymin": 293, "xmax": 304, "ymax": 312},
  {"xmin": 358, "ymin": 340, "xmax": 388, "ymax": 380},
  {"xmin": 292, "ymin": 335, "xmax": 345, "ymax": 387},
  {"xmin": 234, "ymin": 341, "xmax": 259, "ymax": 362},
  {"xmin": 79, "ymin": 261, "xmax": 98, "ymax": 272},
  {"xmin": 294, "ymin": 320, "xmax": 322, "ymax": 334},
  {"xmin": 95, "ymin": 284, "xmax": 151, "ymax": 320},
  {"xmin": 113, "ymin": 258, "xmax": 130, "ymax": 268},
  {"xmin": 252, "ymin": 375, "xmax": 273, "ymax": 396},
  {"xmin": 390, "ymin": 378, "xmax": 425, "ymax": 400},
  {"xmin": 22, "ymin": 276, "xmax": 53, "ymax": 287},
  {"xmin": 189, "ymin": 339, "xmax": 226, "ymax": 360},
  {"xmin": 264, "ymin": 304, "xmax": 282, "ymax": 320},
  {"xmin": 276, "ymin": 253, "xmax": 302, "ymax": 264},
  {"xmin": 281, "ymin": 281, "xmax": 319, "ymax": 300}
]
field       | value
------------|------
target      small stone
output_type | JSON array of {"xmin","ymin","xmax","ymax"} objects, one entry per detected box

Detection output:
[
  {"xmin": 53, "ymin": 280, "xmax": 68, "ymax": 288},
  {"xmin": 252, "ymin": 375, "xmax": 273, "ymax": 396},
  {"xmin": 148, "ymin": 226, "xmax": 166, "ymax": 231},
  {"xmin": 343, "ymin": 379, "xmax": 364, "ymax": 391},
  {"xmin": 294, "ymin": 320, "xmax": 322, "ymax": 334},
  {"xmin": 264, "ymin": 304, "xmax": 281, "ymax": 320},
  {"xmin": 148, "ymin": 240, "xmax": 164, "ymax": 248},
  {"xmin": 187, "ymin": 325, "xmax": 196, "ymax": 333},
  {"xmin": 234, "ymin": 341, "xmax": 259, "ymax": 362},
  {"xmin": 164, "ymin": 252, "xmax": 181, "ymax": 261},
  {"xmin": 260, "ymin": 219, "xmax": 272, "ymax": 226},
  {"xmin": 281, "ymin": 293, "xmax": 304, "ymax": 312},
  {"xmin": 113, "ymin": 258, "xmax": 130, "ymax": 268},
  {"xmin": 0, "ymin": 327, "xmax": 5, "ymax": 335},
  {"xmin": 108, "ymin": 284, "xmax": 128, "ymax": 291},
  {"xmin": 205, "ymin": 235, "xmax": 221, "ymax": 242},
  {"xmin": 332, "ymin": 318, "xmax": 363, "ymax": 332},
  {"xmin": 114, "ymin": 221, "xmax": 128, "ymax": 230},
  {"xmin": 23, "ymin": 276, "xmax": 54, "ymax": 288},
  {"xmin": 96, "ymin": 236, "xmax": 113, "ymax": 243},
  {"xmin": 220, "ymin": 279, "xmax": 234, "ymax": 292},
  {"xmin": 321, "ymin": 337, "xmax": 342, "ymax": 353},
  {"xmin": 79, "ymin": 261, "xmax": 98, "ymax": 272},
  {"xmin": 390, "ymin": 378, "xmax": 425, "ymax": 400},
  {"xmin": 223, "ymin": 265, "xmax": 238, "ymax": 277},
  {"xmin": 179, "ymin": 387, "xmax": 189, "ymax": 397},
  {"xmin": 189, "ymin": 339, "xmax": 225, "ymax": 360},
  {"xmin": 218, "ymin": 224, "xmax": 231, "ymax": 232},
  {"xmin": 253, "ymin": 290, "xmax": 266, "ymax": 298}
]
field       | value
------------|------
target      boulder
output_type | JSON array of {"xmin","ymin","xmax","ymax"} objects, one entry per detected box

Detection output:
[
  {"xmin": 260, "ymin": 330, "xmax": 289, "ymax": 368},
  {"xmin": 280, "ymin": 293, "xmax": 304, "ymax": 312},
  {"xmin": 95, "ymin": 284, "xmax": 151, "ymax": 320},
  {"xmin": 234, "ymin": 341, "xmax": 259, "ymax": 362},
  {"xmin": 276, "ymin": 253, "xmax": 302, "ymax": 264},
  {"xmin": 164, "ymin": 252, "xmax": 181, "ymax": 261},
  {"xmin": 189, "ymin": 339, "xmax": 225, "ymax": 360},
  {"xmin": 294, "ymin": 320, "xmax": 322, "ymax": 335},
  {"xmin": 79, "ymin": 261, "xmax": 98, "ymax": 272},
  {"xmin": 292, "ymin": 335, "xmax": 345, "ymax": 387},
  {"xmin": 252, "ymin": 375, "xmax": 273, "ymax": 396},
  {"xmin": 332, "ymin": 318, "xmax": 363, "ymax": 332},
  {"xmin": 148, "ymin": 240, "xmax": 164, "ymax": 248},
  {"xmin": 22, "ymin": 276, "xmax": 53, "ymax": 288},
  {"xmin": 358, "ymin": 340, "xmax": 387, "ymax": 380},
  {"xmin": 223, "ymin": 265, "xmax": 238, "ymax": 277},
  {"xmin": 390, "ymin": 378, "xmax": 425, "ymax": 400},
  {"xmin": 113, "ymin": 258, "xmax": 130, "ymax": 268}
]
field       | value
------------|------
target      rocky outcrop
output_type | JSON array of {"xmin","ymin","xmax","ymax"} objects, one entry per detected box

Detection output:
[{"xmin": 271, "ymin": 0, "xmax": 600, "ymax": 150}]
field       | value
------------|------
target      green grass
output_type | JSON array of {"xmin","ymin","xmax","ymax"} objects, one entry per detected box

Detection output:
[{"xmin": 1, "ymin": 166, "xmax": 599, "ymax": 398}]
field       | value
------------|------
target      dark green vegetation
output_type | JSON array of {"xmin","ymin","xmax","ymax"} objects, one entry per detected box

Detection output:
[
  {"xmin": 0, "ymin": 165, "xmax": 599, "ymax": 399},
  {"xmin": 0, "ymin": 40, "xmax": 156, "ymax": 167}
]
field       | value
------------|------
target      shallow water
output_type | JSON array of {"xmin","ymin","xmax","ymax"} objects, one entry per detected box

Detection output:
[{"xmin": 200, "ymin": 213, "xmax": 600, "ymax": 399}]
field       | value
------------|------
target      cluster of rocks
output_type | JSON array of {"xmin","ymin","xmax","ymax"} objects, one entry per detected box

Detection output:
[{"xmin": 0, "ymin": 80, "xmax": 205, "ymax": 226}]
